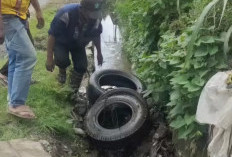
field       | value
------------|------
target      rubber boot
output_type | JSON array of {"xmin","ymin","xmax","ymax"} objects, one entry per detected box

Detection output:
[
  {"xmin": 70, "ymin": 70, "xmax": 84, "ymax": 92},
  {"xmin": 58, "ymin": 68, "xmax": 66, "ymax": 84}
]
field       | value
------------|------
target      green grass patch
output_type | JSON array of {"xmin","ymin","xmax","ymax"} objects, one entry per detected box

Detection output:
[
  {"xmin": 0, "ymin": 6, "xmax": 75, "ymax": 141},
  {"xmin": 0, "ymin": 52, "xmax": 75, "ymax": 141},
  {"xmin": 30, "ymin": 7, "xmax": 58, "ymax": 50}
]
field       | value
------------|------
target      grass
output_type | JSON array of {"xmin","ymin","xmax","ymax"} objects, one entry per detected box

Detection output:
[
  {"xmin": 30, "ymin": 6, "xmax": 58, "ymax": 50},
  {"xmin": 0, "ymin": 5, "xmax": 75, "ymax": 141}
]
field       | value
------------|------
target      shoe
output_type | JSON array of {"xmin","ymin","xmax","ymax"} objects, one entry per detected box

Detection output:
[{"xmin": 8, "ymin": 105, "xmax": 36, "ymax": 119}]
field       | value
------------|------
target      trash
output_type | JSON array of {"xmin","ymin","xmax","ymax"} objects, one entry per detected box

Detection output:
[
  {"xmin": 85, "ymin": 89, "xmax": 149, "ymax": 149},
  {"xmin": 196, "ymin": 71, "xmax": 232, "ymax": 157},
  {"xmin": 39, "ymin": 140, "xmax": 52, "ymax": 153},
  {"xmin": 74, "ymin": 128, "xmax": 86, "ymax": 136},
  {"xmin": 226, "ymin": 73, "xmax": 232, "ymax": 88},
  {"xmin": 154, "ymin": 123, "xmax": 168, "ymax": 140}
]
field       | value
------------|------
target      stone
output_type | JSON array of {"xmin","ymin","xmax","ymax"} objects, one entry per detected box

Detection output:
[
  {"xmin": 153, "ymin": 123, "xmax": 168, "ymax": 140},
  {"xmin": 79, "ymin": 87, "xmax": 86, "ymax": 94},
  {"xmin": 74, "ymin": 128, "xmax": 86, "ymax": 136},
  {"xmin": 10, "ymin": 139, "xmax": 51, "ymax": 157},
  {"xmin": 39, "ymin": 140, "xmax": 52, "ymax": 153},
  {"xmin": 0, "ymin": 141, "xmax": 19, "ymax": 157},
  {"xmin": 0, "ymin": 139, "xmax": 51, "ymax": 157}
]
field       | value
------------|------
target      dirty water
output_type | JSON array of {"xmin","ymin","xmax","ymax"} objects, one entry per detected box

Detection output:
[{"xmin": 95, "ymin": 15, "xmax": 131, "ymax": 72}]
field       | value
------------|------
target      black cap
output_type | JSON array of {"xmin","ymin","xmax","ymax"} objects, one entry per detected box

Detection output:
[{"xmin": 80, "ymin": 0, "xmax": 103, "ymax": 19}]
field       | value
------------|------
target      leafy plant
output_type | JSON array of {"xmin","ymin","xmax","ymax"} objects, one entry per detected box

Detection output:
[{"xmin": 115, "ymin": 0, "xmax": 232, "ymax": 154}]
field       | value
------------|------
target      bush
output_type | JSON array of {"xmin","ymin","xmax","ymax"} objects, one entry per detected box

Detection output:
[{"xmin": 115, "ymin": 0, "xmax": 232, "ymax": 148}]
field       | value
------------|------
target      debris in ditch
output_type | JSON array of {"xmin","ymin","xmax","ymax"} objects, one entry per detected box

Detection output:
[
  {"xmin": 74, "ymin": 128, "xmax": 86, "ymax": 136},
  {"xmin": 74, "ymin": 104, "xmax": 87, "ymax": 117},
  {"xmin": 154, "ymin": 123, "xmax": 168, "ymax": 140},
  {"xmin": 149, "ymin": 122, "xmax": 175, "ymax": 157},
  {"xmin": 101, "ymin": 85, "xmax": 117, "ymax": 91},
  {"xmin": 39, "ymin": 140, "xmax": 52, "ymax": 153},
  {"xmin": 72, "ymin": 91, "xmax": 88, "ymax": 117}
]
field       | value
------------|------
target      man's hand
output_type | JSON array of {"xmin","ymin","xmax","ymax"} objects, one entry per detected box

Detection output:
[
  {"xmin": 31, "ymin": 0, "xmax": 44, "ymax": 29},
  {"xmin": 36, "ymin": 12, "xmax": 45, "ymax": 29},
  {"xmin": 46, "ymin": 58, "xmax": 55, "ymax": 72},
  {"xmin": 97, "ymin": 53, "xmax": 103, "ymax": 66},
  {"xmin": 93, "ymin": 37, "xmax": 103, "ymax": 66},
  {"xmin": 46, "ymin": 35, "xmax": 55, "ymax": 71}
]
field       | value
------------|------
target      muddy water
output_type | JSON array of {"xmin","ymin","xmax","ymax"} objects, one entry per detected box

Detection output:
[{"xmin": 95, "ymin": 15, "xmax": 131, "ymax": 72}]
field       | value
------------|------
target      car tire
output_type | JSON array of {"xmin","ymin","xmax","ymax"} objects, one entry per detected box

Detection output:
[
  {"xmin": 95, "ymin": 88, "xmax": 145, "ymax": 104},
  {"xmin": 84, "ymin": 94, "xmax": 149, "ymax": 149},
  {"xmin": 87, "ymin": 69, "xmax": 144, "ymax": 105}
]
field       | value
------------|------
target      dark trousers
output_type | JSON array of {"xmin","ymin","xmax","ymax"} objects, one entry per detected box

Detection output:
[
  {"xmin": 54, "ymin": 43, "xmax": 88, "ymax": 74},
  {"xmin": 0, "ymin": 27, "xmax": 34, "ymax": 76},
  {"xmin": 0, "ymin": 60, "xmax": 8, "ymax": 76}
]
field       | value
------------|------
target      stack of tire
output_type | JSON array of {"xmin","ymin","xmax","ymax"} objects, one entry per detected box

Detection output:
[{"xmin": 85, "ymin": 69, "xmax": 149, "ymax": 149}]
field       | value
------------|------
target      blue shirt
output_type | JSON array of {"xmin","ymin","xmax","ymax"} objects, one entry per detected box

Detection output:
[{"xmin": 48, "ymin": 4, "xmax": 102, "ymax": 47}]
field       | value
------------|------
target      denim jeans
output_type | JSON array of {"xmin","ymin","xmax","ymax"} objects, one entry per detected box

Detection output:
[{"xmin": 3, "ymin": 16, "xmax": 37, "ymax": 107}]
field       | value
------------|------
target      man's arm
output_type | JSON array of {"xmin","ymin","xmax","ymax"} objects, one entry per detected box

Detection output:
[
  {"xmin": 46, "ymin": 35, "xmax": 55, "ymax": 72},
  {"xmin": 45, "ymin": 13, "xmax": 68, "ymax": 72},
  {"xmin": 0, "ymin": 0, "xmax": 4, "ymax": 44},
  {"xmin": 93, "ymin": 36, "xmax": 103, "ymax": 65},
  {"xmin": 31, "ymin": 0, "xmax": 44, "ymax": 29}
]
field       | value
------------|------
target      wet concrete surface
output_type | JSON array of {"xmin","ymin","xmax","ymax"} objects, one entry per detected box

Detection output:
[{"xmin": 95, "ymin": 15, "xmax": 131, "ymax": 72}]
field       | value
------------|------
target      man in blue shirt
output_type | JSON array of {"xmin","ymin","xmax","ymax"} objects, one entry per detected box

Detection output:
[{"xmin": 46, "ymin": 0, "xmax": 103, "ymax": 91}]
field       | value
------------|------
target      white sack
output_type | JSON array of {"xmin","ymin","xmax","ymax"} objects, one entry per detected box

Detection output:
[{"xmin": 196, "ymin": 72, "xmax": 232, "ymax": 157}]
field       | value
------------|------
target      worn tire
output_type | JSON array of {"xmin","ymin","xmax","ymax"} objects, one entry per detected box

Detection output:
[
  {"xmin": 84, "ymin": 94, "xmax": 149, "ymax": 149},
  {"xmin": 87, "ymin": 69, "xmax": 144, "ymax": 105},
  {"xmin": 96, "ymin": 88, "xmax": 145, "ymax": 104}
]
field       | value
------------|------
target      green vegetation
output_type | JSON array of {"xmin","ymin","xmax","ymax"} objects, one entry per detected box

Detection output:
[
  {"xmin": 0, "ymin": 6, "xmax": 75, "ymax": 141},
  {"xmin": 115, "ymin": 0, "xmax": 232, "ymax": 151}
]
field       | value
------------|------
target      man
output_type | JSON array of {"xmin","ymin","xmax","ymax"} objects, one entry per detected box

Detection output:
[
  {"xmin": 46, "ymin": 0, "xmax": 103, "ymax": 92},
  {"xmin": 0, "ymin": 0, "xmax": 44, "ymax": 119},
  {"xmin": 0, "ymin": 2, "xmax": 39, "ymax": 83}
]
